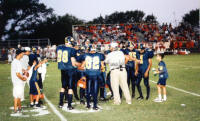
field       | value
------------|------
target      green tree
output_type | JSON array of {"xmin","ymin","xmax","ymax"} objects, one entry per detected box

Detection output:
[
  {"xmin": 145, "ymin": 14, "xmax": 157, "ymax": 23},
  {"xmin": 0, "ymin": 0, "xmax": 53, "ymax": 40},
  {"xmin": 182, "ymin": 9, "xmax": 199, "ymax": 27}
]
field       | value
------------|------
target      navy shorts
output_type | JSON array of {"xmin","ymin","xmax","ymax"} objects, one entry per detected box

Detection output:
[
  {"xmin": 61, "ymin": 69, "xmax": 75, "ymax": 89},
  {"xmin": 30, "ymin": 81, "xmax": 39, "ymax": 95},
  {"xmin": 157, "ymin": 78, "xmax": 167, "ymax": 86}
]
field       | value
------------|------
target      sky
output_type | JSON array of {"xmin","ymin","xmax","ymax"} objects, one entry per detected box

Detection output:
[{"xmin": 41, "ymin": 0, "xmax": 199, "ymax": 26}]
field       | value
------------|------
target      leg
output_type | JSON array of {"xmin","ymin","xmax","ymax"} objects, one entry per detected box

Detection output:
[
  {"xmin": 157, "ymin": 85, "xmax": 162, "ymax": 100},
  {"xmin": 143, "ymin": 75, "xmax": 150, "ymax": 100},
  {"xmin": 130, "ymin": 69, "xmax": 136, "ymax": 98},
  {"xmin": 67, "ymin": 70, "xmax": 75, "ymax": 109},
  {"xmin": 93, "ymin": 76, "xmax": 99, "ymax": 109},
  {"xmin": 110, "ymin": 70, "xmax": 120, "ymax": 104},
  {"xmin": 136, "ymin": 73, "xmax": 143, "ymax": 99},
  {"xmin": 162, "ymin": 86, "xmax": 167, "ymax": 101},
  {"xmin": 59, "ymin": 70, "xmax": 66, "ymax": 107},
  {"xmin": 14, "ymin": 98, "xmax": 18, "ymax": 112},
  {"xmin": 106, "ymin": 72, "xmax": 113, "ymax": 98},
  {"xmin": 86, "ymin": 77, "xmax": 92, "ymax": 108},
  {"xmin": 119, "ymin": 69, "xmax": 131, "ymax": 104}
]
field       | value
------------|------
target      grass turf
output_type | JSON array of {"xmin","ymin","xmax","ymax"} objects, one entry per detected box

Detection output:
[{"xmin": 0, "ymin": 54, "xmax": 200, "ymax": 121}]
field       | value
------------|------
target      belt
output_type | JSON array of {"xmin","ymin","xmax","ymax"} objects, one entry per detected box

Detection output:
[{"xmin": 111, "ymin": 67, "xmax": 125, "ymax": 71}]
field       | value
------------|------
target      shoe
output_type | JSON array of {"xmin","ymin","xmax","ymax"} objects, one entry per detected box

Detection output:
[
  {"xmin": 136, "ymin": 96, "xmax": 144, "ymax": 100},
  {"xmin": 35, "ymin": 103, "xmax": 41, "ymax": 108},
  {"xmin": 127, "ymin": 102, "xmax": 132, "ymax": 105},
  {"xmin": 146, "ymin": 96, "xmax": 149, "ymax": 100},
  {"xmin": 58, "ymin": 104, "xmax": 63, "ymax": 108},
  {"xmin": 80, "ymin": 100, "xmax": 85, "ymax": 105},
  {"xmin": 67, "ymin": 106, "xmax": 74, "ymax": 110},
  {"xmin": 99, "ymin": 97, "xmax": 108, "ymax": 102},
  {"xmin": 154, "ymin": 97, "xmax": 163, "ymax": 103},
  {"xmin": 93, "ymin": 107, "xmax": 99, "ymax": 110},
  {"xmin": 10, "ymin": 111, "xmax": 22, "ymax": 117},
  {"xmin": 30, "ymin": 104, "xmax": 34, "ymax": 108},
  {"xmin": 39, "ymin": 100, "xmax": 43, "ymax": 105},
  {"xmin": 86, "ymin": 105, "xmax": 91, "ymax": 109},
  {"xmin": 162, "ymin": 98, "xmax": 167, "ymax": 101},
  {"xmin": 74, "ymin": 95, "xmax": 80, "ymax": 100}
]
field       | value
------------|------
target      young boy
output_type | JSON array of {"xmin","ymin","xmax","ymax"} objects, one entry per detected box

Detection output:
[
  {"xmin": 29, "ymin": 59, "xmax": 47, "ymax": 108},
  {"xmin": 154, "ymin": 53, "xmax": 168, "ymax": 102}
]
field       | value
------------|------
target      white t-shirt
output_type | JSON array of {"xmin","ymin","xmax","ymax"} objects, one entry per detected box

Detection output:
[
  {"xmin": 20, "ymin": 55, "xmax": 29, "ymax": 70},
  {"xmin": 11, "ymin": 59, "xmax": 24, "ymax": 86},
  {"xmin": 105, "ymin": 50, "xmax": 125, "ymax": 70}
]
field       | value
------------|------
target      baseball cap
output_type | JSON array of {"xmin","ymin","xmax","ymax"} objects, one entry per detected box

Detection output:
[{"xmin": 16, "ymin": 49, "xmax": 24, "ymax": 56}]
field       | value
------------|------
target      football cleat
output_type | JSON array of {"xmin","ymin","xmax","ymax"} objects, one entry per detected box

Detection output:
[
  {"xmin": 67, "ymin": 106, "xmax": 74, "ymax": 110},
  {"xmin": 30, "ymin": 104, "xmax": 34, "ymax": 108},
  {"xmin": 137, "ymin": 96, "xmax": 144, "ymax": 100},
  {"xmin": 86, "ymin": 105, "xmax": 91, "ymax": 109},
  {"xmin": 93, "ymin": 107, "xmax": 99, "ymax": 110},
  {"xmin": 80, "ymin": 100, "xmax": 85, "ymax": 105}
]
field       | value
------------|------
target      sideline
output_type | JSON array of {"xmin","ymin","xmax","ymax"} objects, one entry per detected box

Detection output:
[
  {"xmin": 150, "ymin": 80, "xmax": 200, "ymax": 97},
  {"xmin": 44, "ymin": 96, "xmax": 67, "ymax": 121}
]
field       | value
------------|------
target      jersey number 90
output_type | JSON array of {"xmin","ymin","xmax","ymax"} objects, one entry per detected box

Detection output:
[
  {"xmin": 85, "ymin": 56, "xmax": 100, "ymax": 70},
  {"xmin": 57, "ymin": 50, "xmax": 68, "ymax": 63}
]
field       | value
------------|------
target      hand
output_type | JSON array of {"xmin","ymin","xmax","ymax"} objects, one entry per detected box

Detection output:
[
  {"xmin": 144, "ymin": 71, "xmax": 149, "ymax": 78},
  {"xmin": 135, "ymin": 71, "xmax": 138, "ymax": 76},
  {"xmin": 22, "ymin": 76, "xmax": 27, "ymax": 81}
]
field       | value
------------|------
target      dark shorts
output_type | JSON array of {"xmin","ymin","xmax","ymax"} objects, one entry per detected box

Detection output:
[
  {"xmin": 30, "ymin": 81, "xmax": 39, "ymax": 95},
  {"xmin": 157, "ymin": 78, "xmax": 167, "ymax": 86},
  {"xmin": 61, "ymin": 69, "xmax": 75, "ymax": 89}
]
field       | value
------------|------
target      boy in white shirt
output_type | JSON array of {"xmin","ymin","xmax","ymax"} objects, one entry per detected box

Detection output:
[{"xmin": 11, "ymin": 49, "xmax": 27, "ymax": 113}]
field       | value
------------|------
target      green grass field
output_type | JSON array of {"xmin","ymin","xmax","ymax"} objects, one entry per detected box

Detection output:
[{"xmin": 0, "ymin": 54, "xmax": 200, "ymax": 121}]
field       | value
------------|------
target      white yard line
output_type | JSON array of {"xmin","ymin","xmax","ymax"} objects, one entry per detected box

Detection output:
[
  {"xmin": 44, "ymin": 96, "xmax": 67, "ymax": 121},
  {"xmin": 150, "ymin": 80, "xmax": 200, "ymax": 97}
]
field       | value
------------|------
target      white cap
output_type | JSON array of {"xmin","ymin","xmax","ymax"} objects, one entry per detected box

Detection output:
[
  {"xmin": 24, "ymin": 47, "xmax": 31, "ymax": 51},
  {"xmin": 110, "ymin": 42, "xmax": 118, "ymax": 48}
]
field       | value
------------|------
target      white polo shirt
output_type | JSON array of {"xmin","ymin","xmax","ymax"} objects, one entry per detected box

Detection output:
[
  {"xmin": 20, "ymin": 55, "xmax": 29, "ymax": 70},
  {"xmin": 105, "ymin": 50, "xmax": 125, "ymax": 70},
  {"xmin": 11, "ymin": 59, "xmax": 24, "ymax": 86}
]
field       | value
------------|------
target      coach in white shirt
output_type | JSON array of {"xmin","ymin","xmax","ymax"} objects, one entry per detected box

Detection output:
[
  {"xmin": 11, "ymin": 49, "xmax": 27, "ymax": 113},
  {"xmin": 105, "ymin": 42, "xmax": 131, "ymax": 105},
  {"xmin": 20, "ymin": 47, "xmax": 31, "ymax": 101}
]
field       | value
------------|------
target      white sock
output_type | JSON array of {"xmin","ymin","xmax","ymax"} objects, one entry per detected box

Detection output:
[
  {"xmin": 158, "ymin": 94, "xmax": 162, "ymax": 100},
  {"xmin": 31, "ymin": 102, "xmax": 34, "ymax": 105},
  {"xmin": 163, "ymin": 95, "xmax": 167, "ymax": 100},
  {"xmin": 35, "ymin": 102, "xmax": 38, "ymax": 104}
]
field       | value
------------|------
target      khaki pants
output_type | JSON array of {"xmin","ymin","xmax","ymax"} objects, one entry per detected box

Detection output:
[{"xmin": 110, "ymin": 68, "xmax": 131, "ymax": 104}]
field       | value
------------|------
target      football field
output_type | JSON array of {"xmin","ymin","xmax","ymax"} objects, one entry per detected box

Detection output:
[{"xmin": 0, "ymin": 54, "xmax": 200, "ymax": 121}]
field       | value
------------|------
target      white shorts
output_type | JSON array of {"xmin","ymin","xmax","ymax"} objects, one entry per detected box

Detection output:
[{"xmin": 13, "ymin": 85, "xmax": 24, "ymax": 99}]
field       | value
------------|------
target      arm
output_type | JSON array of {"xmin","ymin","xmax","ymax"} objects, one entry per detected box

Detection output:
[
  {"xmin": 144, "ymin": 58, "xmax": 152, "ymax": 78},
  {"xmin": 125, "ymin": 55, "xmax": 129, "ymax": 64},
  {"xmin": 16, "ymin": 73, "xmax": 27, "ymax": 81}
]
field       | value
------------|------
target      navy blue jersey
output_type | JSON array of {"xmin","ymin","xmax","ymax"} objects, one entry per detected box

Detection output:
[
  {"xmin": 119, "ymin": 48, "xmax": 126, "ymax": 54},
  {"xmin": 146, "ymin": 48, "xmax": 154, "ymax": 58},
  {"xmin": 138, "ymin": 50, "xmax": 150, "ymax": 73},
  {"xmin": 29, "ymin": 53, "xmax": 38, "ymax": 66},
  {"xmin": 158, "ymin": 61, "xmax": 168, "ymax": 79},
  {"xmin": 56, "ymin": 45, "xmax": 77, "ymax": 70},
  {"xmin": 83, "ymin": 53, "xmax": 104, "ymax": 76},
  {"xmin": 124, "ymin": 49, "xmax": 139, "ymax": 68},
  {"xmin": 30, "ymin": 68, "xmax": 38, "ymax": 84}
]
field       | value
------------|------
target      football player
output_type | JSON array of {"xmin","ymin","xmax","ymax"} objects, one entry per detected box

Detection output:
[
  {"xmin": 135, "ymin": 43, "xmax": 153, "ymax": 100},
  {"xmin": 57, "ymin": 36, "xmax": 77, "ymax": 110},
  {"xmin": 124, "ymin": 41, "xmax": 139, "ymax": 98},
  {"xmin": 81, "ymin": 46, "xmax": 105, "ymax": 110}
]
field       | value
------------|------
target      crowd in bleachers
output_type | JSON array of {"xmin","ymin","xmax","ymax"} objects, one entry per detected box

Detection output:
[{"xmin": 73, "ymin": 22, "xmax": 199, "ymax": 51}]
